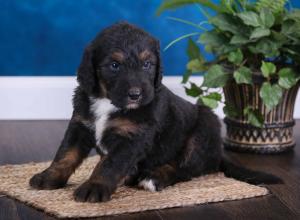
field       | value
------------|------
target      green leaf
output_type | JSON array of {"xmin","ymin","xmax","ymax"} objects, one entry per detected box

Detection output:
[
  {"xmin": 233, "ymin": 66, "xmax": 253, "ymax": 84},
  {"xmin": 271, "ymin": 31, "xmax": 288, "ymax": 45},
  {"xmin": 278, "ymin": 68, "xmax": 298, "ymax": 89},
  {"xmin": 199, "ymin": 92, "xmax": 222, "ymax": 109},
  {"xmin": 250, "ymin": 27, "xmax": 271, "ymax": 39},
  {"xmin": 208, "ymin": 92, "xmax": 222, "ymax": 101},
  {"xmin": 259, "ymin": 82, "xmax": 283, "ymax": 111},
  {"xmin": 256, "ymin": 0, "xmax": 288, "ymax": 15},
  {"xmin": 285, "ymin": 9, "xmax": 300, "ymax": 21},
  {"xmin": 237, "ymin": 11, "xmax": 261, "ymax": 27},
  {"xmin": 259, "ymin": 8, "xmax": 275, "ymax": 28},
  {"xmin": 283, "ymin": 47, "xmax": 300, "ymax": 62},
  {"xmin": 210, "ymin": 13, "xmax": 245, "ymax": 35},
  {"xmin": 223, "ymin": 103, "xmax": 239, "ymax": 118},
  {"xmin": 200, "ymin": 31, "xmax": 237, "ymax": 55},
  {"xmin": 228, "ymin": 49, "xmax": 243, "ymax": 65},
  {"xmin": 184, "ymin": 82, "xmax": 203, "ymax": 97},
  {"xmin": 182, "ymin": 70, "xmax": 192, "ymax": 84},
  {"xmin": 260, "ymin": 61, "xmax": 276, "ymax": 78},
  {"xmin": 217, "ymin": 44, "xmax": 238, "ymax": 55},
  {"xmin": 164, "ymin": 32, "xmax": 200, "ymax": 51},
  {"xmin": 230, "ymin": 35, "xmax": 250, "ymax": 44},
  {"xmin": 187, "ymin": 38, "xmax": 201, "ymax": 60},
  {"xmin": 156, "ymin": 0, "xmax": 221, "ymax": 15},
  {"xmin": 249, "ymin": 38, "xmax": 279, "ymax": 57},
  {"xmin": 204, "ymin": 45, "xmax": 213, "ymax": 53},
  {"xmin": 220, "ymin": 0, "xmax": 236, "ymax": 14},
  {"xmin": 167, "ymin": 17, "xmax": 207, "ymax": 31},
  {"xmin": 202, "ymin": 65, "xmax": 230, "ymax": 88},
  {"xmin": 282, "ymin": 20, "xmax": 300, "ymax": 39},
  {"xmin": 199, "ymin": 30, "xmax": 228, "ymax": 46},
  {"xmin": 244, "ymin": 107, "xmax": 264, "ymax": 128},
  {"xmin": 282, "ymin": 20, "xmax": 297, "ymax": 35},
  {"xmin": 186, "ymin": 59, "xmax": 206, "ymax": 73},
  {"xmin": 238, "ymin": 0, "xmax": 250, "ymax": 10},
  {"xmin": 195, "ymin": 4, "xmax": 211, "ymax": 19}
]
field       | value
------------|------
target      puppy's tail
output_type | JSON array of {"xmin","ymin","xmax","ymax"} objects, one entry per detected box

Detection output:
[{"xmin": 220, "ymin": 157, "xmax": 283, "ymax": 185}]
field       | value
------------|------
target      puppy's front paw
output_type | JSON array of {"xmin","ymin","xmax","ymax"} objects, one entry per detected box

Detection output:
[
  {"xmin": 74, "ymin": 181, "xmax": 113, "ymax": 203},
  {"xmin": 29, "ymin": 170, "xmax": 67, "ymax": 190}
]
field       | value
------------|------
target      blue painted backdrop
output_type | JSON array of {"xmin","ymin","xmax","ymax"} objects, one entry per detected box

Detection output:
[{"xmin": 0, "ymin": 0, "xmax": 299, "ymax": 76}]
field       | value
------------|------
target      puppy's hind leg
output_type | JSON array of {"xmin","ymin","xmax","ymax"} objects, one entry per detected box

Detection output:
[
  {"xmin": 137, "ymin": 138, "xmax": 221, "ymax": 192},
  {"xmin": 138, "ymin": 162, "xmax": 192, "ymax": 192},
  {"xmin": 139, "ymin": 137, "xmax": 221, "ymax": 192},
  {"xmin": 139, "ymin": 106, "xmax": 223, "ymax": 192}
]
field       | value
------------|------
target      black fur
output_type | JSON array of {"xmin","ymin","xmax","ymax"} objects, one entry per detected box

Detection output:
[{"xmin": 29, "ymin": 22, "xmax": 282, "ymax": 203}]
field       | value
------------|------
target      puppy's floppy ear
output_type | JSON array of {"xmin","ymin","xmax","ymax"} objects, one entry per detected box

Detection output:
[
  {"xmin": 154, "ymin": 40, "xmax": 163, "ymax": 89},
  {"xmin": 77, "ymin": 46, "xmax": 98, "ymax": 94}
]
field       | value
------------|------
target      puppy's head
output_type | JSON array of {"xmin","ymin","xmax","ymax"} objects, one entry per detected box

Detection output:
[{"xmin": 77, "ymin": 22, "xmax": 163, "ymax": 110}]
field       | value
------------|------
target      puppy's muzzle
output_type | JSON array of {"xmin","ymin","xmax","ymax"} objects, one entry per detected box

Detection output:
[{"xmin": 128, "ymin": 87, "xmax": 142, "ymax": 101}]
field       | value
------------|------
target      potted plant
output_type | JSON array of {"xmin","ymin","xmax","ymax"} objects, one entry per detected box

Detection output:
[{"xmin": 157, "ymin": 0, "xmax": 300, "ymax": 154}]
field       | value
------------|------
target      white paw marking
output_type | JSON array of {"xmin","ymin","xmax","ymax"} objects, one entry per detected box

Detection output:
[
  {"xmin": 138, "ymin": 179, "xmax": 157, "ymax": 192},
  {"xmin": 90, "ymin": 97, "xmax": 118, "ymax": 155}
]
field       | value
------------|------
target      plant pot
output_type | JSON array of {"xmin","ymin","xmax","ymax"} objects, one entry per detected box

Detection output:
[{"xmin": 223, "ymin": 74, "xmax": 299, "ymax": 154}]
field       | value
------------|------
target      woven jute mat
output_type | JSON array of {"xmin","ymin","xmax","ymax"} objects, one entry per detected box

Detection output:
[{"xmin": 0, "ymin": 156, "xmax": 268, "ymax": 218}]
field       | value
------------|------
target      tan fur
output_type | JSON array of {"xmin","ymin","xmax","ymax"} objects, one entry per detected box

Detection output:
[
  {"xmin": 73, "ymin": 114, "xmax": 90, "ymax": 126},
  {"xmin": 151, "ymin": 163, "xmax": 176, "ymax": 184},
  {"xmin": 139, "ymin": 50, "xmax": 151, "ymax": 60},
  {"xmin": 181, "ymin": 136, "xmax": 198, "ymax": 167},
  {"xmin": 61, "ymin": 148, "xmax": 81, "ymax": 165},
  {"xmin": 49, "ymin": 148, "xmax": 83, "ymax": 180},
  {"xmin": 111, "ymin": 51, "xmax": 125, "ymax": 62},
  {"xmin": 99, "ymin": 82, "xmax": 107, "ymax": 97},
  {"xmin": 107, "ymin": 118, "xmax": 140, "ymax": 137}
]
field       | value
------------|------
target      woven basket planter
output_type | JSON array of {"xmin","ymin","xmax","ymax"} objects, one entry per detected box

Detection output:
[{"xmin": 223, "ymin": 74, "xmax": 299, "ymax": 154}]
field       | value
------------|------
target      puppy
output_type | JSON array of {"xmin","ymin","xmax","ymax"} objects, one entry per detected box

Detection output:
[{"xmin": 29, "ymin": 22, "xmax": 281, "ymax": 203}]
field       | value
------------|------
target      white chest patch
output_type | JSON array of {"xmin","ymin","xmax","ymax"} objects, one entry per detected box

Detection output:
[{"xmin": 90, "ymin": 97, "xmax": 118, "ymax": 155}]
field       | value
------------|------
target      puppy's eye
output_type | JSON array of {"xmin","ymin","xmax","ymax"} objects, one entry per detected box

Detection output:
[
  {"xmin": 110, "ymin": 62, "xmax": 120, "ymax": 71},
  {"xmin": 142, "ymin": 61, "xmax": 151, "ymax": 70}
]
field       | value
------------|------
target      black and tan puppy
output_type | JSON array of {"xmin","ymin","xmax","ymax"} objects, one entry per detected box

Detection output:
[{"xmin": 29, "ymin": 22, "xmax": 281, "ymax": 203}]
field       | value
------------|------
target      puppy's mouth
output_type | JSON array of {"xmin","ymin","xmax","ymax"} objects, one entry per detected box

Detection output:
[{"xmin": 126, "ymin": 97, "xmax": 142, "ymax": 109}]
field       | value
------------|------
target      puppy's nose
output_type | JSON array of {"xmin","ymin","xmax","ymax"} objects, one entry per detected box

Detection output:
[{"xmin": 128, "ymin": 87, "xmax": 142, "ymax": 100}]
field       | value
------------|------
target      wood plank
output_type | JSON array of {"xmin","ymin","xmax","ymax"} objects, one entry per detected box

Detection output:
[
  {"xmin": 1, "ymin": 195, "xmax": 294, "ymax": 220},
  {"xmin": 226, "ymin": 121, "xmax": 300, "ymax": 215},
  {"xmin": 156, "ymin": 195, "xmax": 296, "ymax": 220},
  {"xmin": 0, "ymin": 196, "xmax": 55, "ymax": 220}
]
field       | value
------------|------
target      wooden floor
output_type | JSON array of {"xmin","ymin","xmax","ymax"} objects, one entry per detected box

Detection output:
[{"xmin": 0, "ymin": 120, "xmax": 299, "ymax": 220}]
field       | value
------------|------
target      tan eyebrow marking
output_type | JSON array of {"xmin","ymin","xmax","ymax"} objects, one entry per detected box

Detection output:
[
  {"xmin": 139, "ymin": 50, "xmax": 152, "ymax": 60},
  {"xmin": 111, "ymin": 51, "xmax": 125, "ymax": 62}
]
